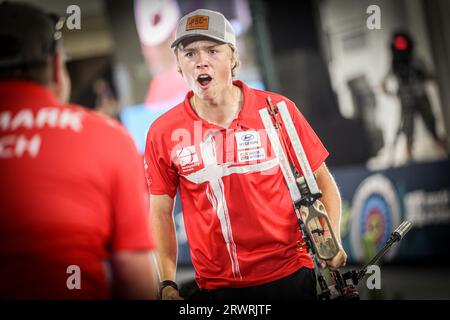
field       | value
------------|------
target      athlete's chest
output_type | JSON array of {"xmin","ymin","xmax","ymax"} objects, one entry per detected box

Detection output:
[{"xmin": 172, "ymin": 127, "xmax": 276, "ymax": 178}]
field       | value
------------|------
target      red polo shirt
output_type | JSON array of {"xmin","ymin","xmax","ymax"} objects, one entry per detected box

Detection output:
[
  {"xmin": 145, "ymin": 80, "xmax": 328, "ymax": 289},
  {"xmin": 0, "ymin": 81, "xmax": 154, "ymax": 299}
]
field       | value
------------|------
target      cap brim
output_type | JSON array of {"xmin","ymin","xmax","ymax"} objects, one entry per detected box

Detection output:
[{"xmin": 170, "ymin": 33, "xmax": 228, "ymax": 48}]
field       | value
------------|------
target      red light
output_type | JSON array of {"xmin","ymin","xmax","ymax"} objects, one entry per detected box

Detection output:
[{"xmin": 394, "ymin": 36, "xmax": 409, "ymax": 51}]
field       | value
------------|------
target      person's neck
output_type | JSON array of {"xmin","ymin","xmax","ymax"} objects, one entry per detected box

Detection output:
[{"xmin": 191, "ymin": 84, "xmax": 242, "ymax": 129}]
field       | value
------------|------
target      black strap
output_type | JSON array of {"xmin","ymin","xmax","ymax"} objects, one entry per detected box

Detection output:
[{"xmin": 159, "ymin": 280, "xmax": 178, "ymax": 298}]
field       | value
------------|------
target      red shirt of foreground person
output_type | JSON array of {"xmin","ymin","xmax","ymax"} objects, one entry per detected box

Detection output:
[{"xmin": 0, "ymin": 2, "xmax": 156, "ymax": 299}]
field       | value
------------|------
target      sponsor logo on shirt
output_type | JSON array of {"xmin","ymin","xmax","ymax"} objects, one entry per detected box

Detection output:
[
  {"xmin": 176, "ymin": 145, "xmax": 199, "ymax": 169},
  {"xmin": 238, "ymin": 148, "xmax": 266, "ymax": 163},
  {"xmin": 235, "ymin": 130, "xmax": 261, "ymax": 150}
]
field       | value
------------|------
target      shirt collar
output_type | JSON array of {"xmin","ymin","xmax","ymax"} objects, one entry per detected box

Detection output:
[
  {"xmin": 182, "ymin": 80, "xmax": 261, "ymax": 130},
  {"xmin": 0, "ymin": 80, "xmax": 60, "ymax": 109}
]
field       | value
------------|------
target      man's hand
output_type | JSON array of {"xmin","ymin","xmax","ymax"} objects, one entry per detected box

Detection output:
[
  {"xmin": 325, "ymin": 247, "xmax": 347, "ymax": 270},
  {"xmin": 161, "ymin": 286, "xmax": 184, "ymax": 300}
]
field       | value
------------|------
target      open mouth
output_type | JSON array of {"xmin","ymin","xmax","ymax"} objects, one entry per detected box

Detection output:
[{"xmin": 197, "ymin": 74, "xmax": 212, "ymax": 87}]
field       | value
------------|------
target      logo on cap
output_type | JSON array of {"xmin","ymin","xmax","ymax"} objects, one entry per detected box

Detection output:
[{"xmin": 186, "ymin": 15, "xmax": 209, "ymax": 31}]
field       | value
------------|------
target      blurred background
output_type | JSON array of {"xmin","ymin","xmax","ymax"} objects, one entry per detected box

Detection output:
[{"xmin": 9, "ymin": 0, "xmax": 450, "ymax": 299}]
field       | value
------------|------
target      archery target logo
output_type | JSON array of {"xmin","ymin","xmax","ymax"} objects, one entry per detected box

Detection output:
[{"xmin": 350, "ymin": 174, "xmax": 401, "ymax": 262}]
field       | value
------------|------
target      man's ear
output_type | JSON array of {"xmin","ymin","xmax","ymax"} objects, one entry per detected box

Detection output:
[
  {"xmin": 49, "ymin": 51, "xmax": 70, "ymax": 103},
  {"xmin": 230, "ymin": 56, "xmax": 237, "ymax": 68},
  {"xmin": 52, "ymin": 52, "xmax": 61, "ymax": 85}
]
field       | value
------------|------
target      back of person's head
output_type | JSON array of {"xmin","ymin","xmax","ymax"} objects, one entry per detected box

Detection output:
[{"xmin": 0, "ymin": 1, "xmax": 69, "ymax": 99}]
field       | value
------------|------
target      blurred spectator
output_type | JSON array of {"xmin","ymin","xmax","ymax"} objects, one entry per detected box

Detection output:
[
  {"xmin": 93, "ymin": 78, "xmax": 120, "ymax": 119},
  {"xmin": 120, "ymin": 0, "xmax": 190, "ymax": 154},
  {"xmin": 382, "ymin": 31, "xmax": 448, "ymax": 161}
]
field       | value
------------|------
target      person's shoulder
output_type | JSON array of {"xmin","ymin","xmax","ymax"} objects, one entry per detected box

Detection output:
[
  {"xmin": 63, "ymin": 103, "xmax": 133, "ymax": 142},
  {"xmin": 148, "ymin": 102, "xmax": 185, "ymax": 135},
  {"xmin": 250, "ymin": 87, "xmax": 297, "ymax": 107}
]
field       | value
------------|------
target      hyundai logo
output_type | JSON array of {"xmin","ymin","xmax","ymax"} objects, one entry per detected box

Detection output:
[{"xmin": 241, "ymin": 134, "xmax": 254, "ymax": 142}]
